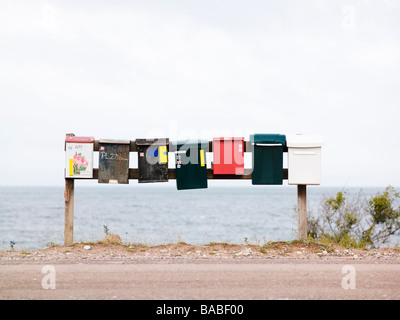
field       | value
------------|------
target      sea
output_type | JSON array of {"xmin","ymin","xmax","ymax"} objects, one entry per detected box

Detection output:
[{"xmin": 0, "ymin": 183, "xmax": 397, "ymax": 250}]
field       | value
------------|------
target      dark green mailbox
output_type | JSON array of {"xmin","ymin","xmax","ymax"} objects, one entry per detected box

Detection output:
[
  {"xmin": 98, "ymin": 139, "xmax": 130, "ymax": 184},
  {"xmin": 172, "ymin": 140, "xmax": 208, "ymax": 190},
  {"xmin": 136, "ymin": 138, "xmax": 169, "ymax": 183},
  {"xmin": 251, "ymin": 134, "xmax": 286, "ymax": 185}
]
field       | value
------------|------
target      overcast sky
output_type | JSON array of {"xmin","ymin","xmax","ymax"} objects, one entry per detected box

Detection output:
[{"xmin": 0, "ymin": 0, "xmax": 399, "ymax": 187}]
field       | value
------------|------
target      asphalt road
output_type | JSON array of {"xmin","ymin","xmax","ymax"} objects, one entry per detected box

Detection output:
[{"xmin": 1, "ymin": 261, "xmax": 400, "ymax": 300}]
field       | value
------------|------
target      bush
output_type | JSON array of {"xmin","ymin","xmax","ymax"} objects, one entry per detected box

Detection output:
[{"xmin": 308, "ymin": 186, "xmax": 400, "ymax": 248}]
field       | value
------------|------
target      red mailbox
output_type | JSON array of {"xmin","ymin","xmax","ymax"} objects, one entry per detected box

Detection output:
[{"xmin": 213, "ymin": 137, "xmax": 244, "ymax": 175}]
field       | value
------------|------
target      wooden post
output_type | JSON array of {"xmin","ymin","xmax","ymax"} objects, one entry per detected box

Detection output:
[
  {"xmin": 64, "ymin": 179, "xmax": 74, "ymax": 246},
  {"xmin": 297, "ymin": 185, "xmax": 307, "ymax": 240},
  {"xmin": 64, "ymin": 133, "xmax": 75, "ymax": 246}
]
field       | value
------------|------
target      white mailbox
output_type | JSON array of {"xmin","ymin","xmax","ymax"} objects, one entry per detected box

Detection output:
[
  {"xmin": 286, "ymin": 135, "xmax": 323, "ymax": 185},
  {"xmin": 65, "ymin": 136, "xmax": 94, "ymax": 178}
]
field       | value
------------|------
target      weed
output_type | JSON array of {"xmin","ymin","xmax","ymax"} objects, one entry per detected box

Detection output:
[{"xmin": 103, "ymin": 225, "xmax": 110, "ymax": 236}]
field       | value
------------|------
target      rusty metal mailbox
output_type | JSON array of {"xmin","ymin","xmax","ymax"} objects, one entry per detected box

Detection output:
[
  {"xmin": 136, "ymin": 138, "xmax": 169, "ymax": 183},
  {"xmin": 98, "ymin": 139, "xmax": 130, "ymax": 184}
]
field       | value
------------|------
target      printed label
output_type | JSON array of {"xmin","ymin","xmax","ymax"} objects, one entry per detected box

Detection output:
[
  {"xmin": 200, "ymin": 149, "xmax": 205, "ymax": 167},
  {"xmin": 159, "ymin": 146, "xmax": 168, "ymax": 164}
]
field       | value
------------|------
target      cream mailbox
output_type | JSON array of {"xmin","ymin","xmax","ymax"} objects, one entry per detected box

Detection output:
[
  {"xmin": 286, "ymin": 135, "xmax": 323, "ymax": 185},
  {"xmin": 65, "ymin": 136, "xmax": 94, "ymax": 178}
]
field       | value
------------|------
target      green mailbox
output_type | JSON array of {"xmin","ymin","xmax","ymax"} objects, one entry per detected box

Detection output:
[
  {"xmin": 251, "ymin": 134, "xmax": 286, "ymax": 185},
  {"xmin": 172, "ymin": 140, "xmax": 208, "ymax": 190}
]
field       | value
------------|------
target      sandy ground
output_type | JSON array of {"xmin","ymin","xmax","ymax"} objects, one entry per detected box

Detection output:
[
  {"xmin": 2, "ymin": 240, "xmax": 400, "ymax": 263},
  {"xmin": 1, "ymin": 241, "xmax": 400, "ymax": 300}
]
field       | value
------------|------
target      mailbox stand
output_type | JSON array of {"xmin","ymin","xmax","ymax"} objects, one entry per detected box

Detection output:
[
  {"xmin": 64, "ymin": 133, "xmax": 75, "ymax": 246},
  {"xmin": 297, "ymin": 185, "xmax": 307, "ymax": 240},
  {"xmin": 64, "ymin": 133, "xmax": 319, "ymax": 245}
]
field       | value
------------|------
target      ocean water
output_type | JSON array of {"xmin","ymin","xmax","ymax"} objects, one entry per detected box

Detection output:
[{"xmin": 0, "ymin": 184, "xmax": 394, "ymax": 250}]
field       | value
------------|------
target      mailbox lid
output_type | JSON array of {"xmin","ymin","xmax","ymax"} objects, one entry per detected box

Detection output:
[
  {"xmin": 65, "ymin": 136, "xmax": 95, "ymax": 143},
  {"xmin": 99, "ymin": 139, "xmax": 130, "ymax": 145},
  {"xmin": 136, "ymin": 138, "xmax": 169, "ymax": 146},
  {"xmin": 213, "ymin": 137, "xmax": 244, "ymax": 142},
  {"xmin": 251, "ymin": 134, "xmax": 286, "ymax": 146},
  {"xmin": 286, "ymin": 135, "xmax": 323, "ymax": 148},
  {"xmin": 171, "ymin": 139, "xmax": 209, "ymax": 151}
]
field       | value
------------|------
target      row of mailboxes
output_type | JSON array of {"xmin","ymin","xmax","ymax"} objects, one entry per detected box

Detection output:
[{"xmin": 65, "ymin": 135, "xmax": 323, "ymax": 188}]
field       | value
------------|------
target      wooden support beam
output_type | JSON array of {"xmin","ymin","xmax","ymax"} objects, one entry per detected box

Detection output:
[
  {"xmin": 64, "ymin": 133, "xmax": 75, "ymax": 246},
  {"xmin": 93, "ymin": 139, "xmax": 288, "ymax": 153},
  {"xmin": 297, "ymin": 184, "xmax": 307, "ymax": 240},
  {"xmin": 64, "ymin": 179, "xmax": 74, "ymax": 246},
  {"xmin": 92, "ymin": 168, "xmax": 289, "ymax": 180}
]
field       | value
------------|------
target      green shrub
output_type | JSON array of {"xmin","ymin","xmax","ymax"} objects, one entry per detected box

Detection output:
[{"xmin": 308, "ymin": 186, "xmax": 400, "ymax": 248}]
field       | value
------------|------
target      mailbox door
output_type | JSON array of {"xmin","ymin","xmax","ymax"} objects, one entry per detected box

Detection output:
[
  {"xmin": 288, "ymin": 147, "xmax": 321, "ymax": 185},
  {"xmin": 252, "ymin": 145, "xmax": 283, "ymax": 185},
  {"xmin": 251, "ymin": 134, "xmax": 286, "ymax": 185},
  {"xmin": 175, "ymin": 143, "xmax": 207, "ymax": 190},
  {"xmin": 137, "ymin": 141, "xmax": 168, "ymax": 183},
  {"xmin": 65, "ymin": 136, "xmax": 94, "ymax": 179},
  {"xmin": 98, "ymin": 140, "xmax": 130, "ymax": 184},
  {"xmin": 286, "ymin": 135, "xmax": 323, "ymax": 185},
  {"xmin": 213, "ymin": 137, "xmax": 244, "ymax": 175}
]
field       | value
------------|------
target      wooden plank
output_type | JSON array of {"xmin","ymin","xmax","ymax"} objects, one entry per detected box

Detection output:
[
  {"xmin": 297, "ymin": 184, "xmax": 307, "ymax": 240},
  {"xmin": 93, "ymin": 140, "xmax": 288, "ymax": 153},
  {"xmin": 92, "ymin": 168, "xmax": 288, "ymax": 180}
]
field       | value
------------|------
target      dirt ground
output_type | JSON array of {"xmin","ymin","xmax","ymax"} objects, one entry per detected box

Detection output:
[{"xmin": 1, "ymin": 240, "xmax": 400, "ymax": 264}]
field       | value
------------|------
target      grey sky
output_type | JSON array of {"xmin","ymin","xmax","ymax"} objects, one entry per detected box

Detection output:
[{"xmin": 0, "ymin": 0, "xmax": 399, "ymax": 187}]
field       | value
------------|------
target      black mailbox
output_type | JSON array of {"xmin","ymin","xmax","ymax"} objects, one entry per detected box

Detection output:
[
  {"xmin": 136, "ymin": 138, "xmax": 169, "ymax": 183},
  {"xmin": 98, "ymin": 139, "xmax": 130, "ymax": 184}
]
